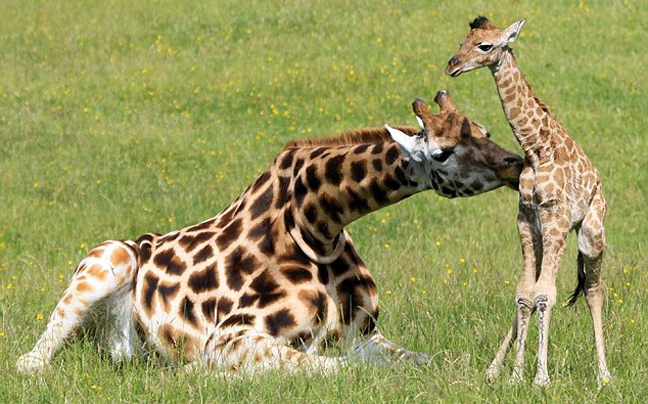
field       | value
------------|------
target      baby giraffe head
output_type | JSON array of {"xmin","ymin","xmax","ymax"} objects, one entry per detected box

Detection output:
[
  {"xmin": 386, "ymin": 91, "xmax": 522, "ymax": 197},
  {"xmin": 445, "ymin": 16, "xmax": 525, "ymax": 77}
]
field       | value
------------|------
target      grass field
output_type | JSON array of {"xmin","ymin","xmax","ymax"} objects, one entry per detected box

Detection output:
[{"xmin": 1, "ymin": 0, "xmax": 646, "ymax": 402}]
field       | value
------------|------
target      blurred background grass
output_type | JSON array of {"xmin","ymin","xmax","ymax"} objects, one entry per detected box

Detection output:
[{"xmin": 0, "ymin": 0, "xmax": 646, "ymax": 402}]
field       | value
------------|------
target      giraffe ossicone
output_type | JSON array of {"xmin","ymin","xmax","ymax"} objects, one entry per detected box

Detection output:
[
  {"xmin": 17, "ymin": 92, "xmax": 522, "ymax": 376},
  {"xmin": 447, "ymin": 16, "xmax": 611, "ymax": 386}
]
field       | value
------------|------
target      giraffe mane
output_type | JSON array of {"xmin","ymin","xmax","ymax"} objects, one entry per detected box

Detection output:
[
  {"xmin": 469, "ymin": 16, "xmax": 495, "ymax": 30},
  {"xmin": 283, "ymin": 126, "xmax": 418, "ymax": 150}
]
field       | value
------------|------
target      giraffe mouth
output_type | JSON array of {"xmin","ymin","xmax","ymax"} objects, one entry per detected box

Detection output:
[
  {"xmin": 504, "ymin": 178, "xmax": 520, "ymax": 191},
  {"xmin": 445, "ymin": 65, "xmax": 463, "ymax": 77},
  {"xmin": 449, "ymin": 68, "xmax": 463, "ymax": 77}
]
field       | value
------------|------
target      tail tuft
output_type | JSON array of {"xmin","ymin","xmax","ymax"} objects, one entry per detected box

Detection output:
[{"xmin": 565, "ymin": 252, "xmax": 586, "ymax": 307}]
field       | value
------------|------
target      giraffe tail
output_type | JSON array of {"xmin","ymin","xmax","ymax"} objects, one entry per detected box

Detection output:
[{"xmin": 565, "ymin": 252, "xmax": 586, "ymax": 307}]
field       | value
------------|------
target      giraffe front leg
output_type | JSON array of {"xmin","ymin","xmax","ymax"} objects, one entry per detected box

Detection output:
[
  {"xmin": 350, "ymin": 331, "xmax": 431, "ymax": 366},
  {"xmin": 504, "ymin": 205, "xmax": 539, "ymax": 384},
  {"xmin": 532, "ymin": 209, "xmax": 568, "ymax": 386},
  {"xmin": 204, "ymin": 327, "xmax": 347, "ymax": 376},
  {"xmin": 16, "ymin": 240, "xmax": 138, "ymax": 374}
]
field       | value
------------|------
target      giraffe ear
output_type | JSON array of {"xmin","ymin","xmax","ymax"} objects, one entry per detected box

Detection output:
[
  {"xmin": 416, "ymin": 116, "xmax": 424, "ymax": 130},
  {"xmin": 385, "ymin": 124, "xmax": 425, "ymax": 162},
  {"xmin": 504, "ymin": 18, "xmax": 525, "ymax": 44}
]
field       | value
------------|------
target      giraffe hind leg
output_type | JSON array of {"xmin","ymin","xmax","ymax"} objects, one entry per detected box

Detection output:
[
  {"xmin": 350, "ymin": 331, "xmax": 431, "ymax": 366},
  {"xmin": 203, "ymin": 327, "xmax": 347, "ymax": 376},
  {"xmin": 16, "ymin": 240, "xmax": 139, "ymax": 374},
  {"xmin": 577, "ymin": 191, "xmax": 611, "ymax": 384}
]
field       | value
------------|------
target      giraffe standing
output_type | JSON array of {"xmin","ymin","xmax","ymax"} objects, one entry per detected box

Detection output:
[
  {"xmin": 446, "ymin": 17, "xmax": 611, "ymax": 386},
  {"xmin": 17, "ymin": 91, "xmax": 523, "ymax": 375}
]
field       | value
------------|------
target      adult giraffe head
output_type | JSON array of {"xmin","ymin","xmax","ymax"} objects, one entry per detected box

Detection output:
[{"xmin": 387, "ymin": 91, "xmax": 523, "ymax": 197}]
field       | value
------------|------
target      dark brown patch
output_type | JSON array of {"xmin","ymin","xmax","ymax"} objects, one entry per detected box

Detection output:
[
  {"xmin": 142, "ymin": 272, "xmax": 159, "ymax": 314},
  {"xmin": 394, "ymin": 165, "xmax": 409, "ymax": 186},
  {"xmin": 180, "ymin": 296, "xmax": 200, "ymax": 329},
  {"xmin": 316, "ymin": 263, "xmax": 330, "ymax": 284},
  {"xmin": 138, "ymin": 241, "xmax": 153, "ymax": 264},
  {"xmin": 275, "ymin": 176, "xmax": 291, "ymax": 209},
  {"xmin": 216, "ymin": 297, "xmax": 234, "ymax": 323},
  {"xmin": 372, "ymin": 159, "xmax": 383, "ymax": 172},
  {"xmin": 158, "ymin": 281, "xmax": 180, "ymax": 311},
  {"xmin": 294, "ymin": 176, "xmax": 308, "ymax": 207},
  {"xmin": 251, "ymin": 171, "xmax": 272, "ymax": 193},
  {"xmin": 188, "ymin": 264, "xmax": 219, "ymax": 294},
  {"xmin": 371, "ymin": 143, "xmax": 384, "ymax": 155},
  {"xmin": 249, "ymin": 182, "xmax": 275, "ymax": 219},
  {"xmin": 248, "ymin": 217, "xmax": 275, "ymax": 256},
  {"xmin": 215, "ymin": 218, "xmax": 243, "ymax": 250},
  {"xmin": 292, "ymin": 158, "xmax": 305, "ymax": 176},
  {"xmin": 264, "ymin": 308, "xmax": 296, "ymax": 336},
  {"xmin": 298, "ymin": 290, "xmax": 328, "ymax": 325},
  {"xmin": 279, "ymin": 149, "xmax": 295, "ymax": 169},
  {"xmin": 324, "ymin": 155, "xmax": 345, "ymax": 185},
  {"xmin": 153, "ymin": 249, "xmax": 187, "ymax": 276},
  {"xmin": 369, "ymin": 179, "xmax": 388, "ymax": 204},
  {"xmin": 224, "ymin": 247, "xmax": 259, "ymax": 291},
  {"xmin": 179, "ymin": 232, "xmax": 216, "ymax": 253},
  {"xmin": 305, "ymin": 165, "xmax": 321, "ymax": 192},
  {"xmin": 304, "ymin": 203, "xmax": 318, "ymax": 223},
  {"xmin": 330, "ymin": 257, "xmax": 350, "ymax": 276},
  {"xmin": 281, "ymin": 266, "xmax": 313, "ymax": 284},
  {"xmin": 350, "ymin": 160, "xmax": 367, "ymax": 183},
  {"xmin": 383, "ymin": 174, "xmax": 401, "ymax": 190},
  {"xmin": 353, "ymin": 144, "xmax": 370, "ymax": 154},
  {"xmin": 284, "ymin": 208, "xmax": 296, "ymax": 231},
  {"xmin": 309, "ymin": 147, "xmax": 327, "ymax": 159},
  {"xmin": 193, "ymin": 244, "xmax": 214, "ymax": 265},
  {"xmin": 185, "ymin": 219, "xmax": 216, "ymax": 233},
  {"xmin": 201, "ymin": 298, "xmax": 217, "ymax": 324},
  {"xmin": 321, "ymin": 195, "xmax": 344, "ymax": 224},
  {"xmin": 221, "ymin": 312, "xmax": 256, "ymax": 328},
  {"xmin": 336, "ymin": 275, "xmax": 377, "ymax": 325},
  {"xmin": 347, "ymin": 187, "xmax": 370, "ymax": 213},
  {"xmin": 385, "ymin": 145, "xmax": 400, "ymax": 165},
  {"xmin": 249, "ymin": 270, "xmax": 286, "ymax": 308}
]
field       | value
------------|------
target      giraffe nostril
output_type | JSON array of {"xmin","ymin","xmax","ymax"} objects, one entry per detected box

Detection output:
[{"xmin": 448, "ymin": 56, "xmax": 459, "ymax": 66}]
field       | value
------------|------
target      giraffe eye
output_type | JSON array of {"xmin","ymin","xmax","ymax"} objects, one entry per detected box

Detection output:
[
  {"xmin": 477, "ymin": 43, "xmax": 493, "ymax": 52},
  {"xmin": 432, "ymin": 149, "xmax": 454, "ymax": 163}
]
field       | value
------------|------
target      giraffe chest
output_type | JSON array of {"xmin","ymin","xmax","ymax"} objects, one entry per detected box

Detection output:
[{"xmin": 518, "ymin": 152, "xmax": 599, "ymax": 229}]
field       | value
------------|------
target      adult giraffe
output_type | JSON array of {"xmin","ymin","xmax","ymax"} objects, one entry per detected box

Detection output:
[{"xmin": 17, "ymin": 92, "xmax": 523, "ymax": 375}]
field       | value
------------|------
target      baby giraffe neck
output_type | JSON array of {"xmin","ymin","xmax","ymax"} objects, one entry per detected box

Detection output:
[{"xmin": 491, "ymin": 50, "xmax": 554, "ymax": 157}]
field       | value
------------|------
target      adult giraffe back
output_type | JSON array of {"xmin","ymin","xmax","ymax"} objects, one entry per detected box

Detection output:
[{"xmin": 17, "ymin": 92, "xmax": 522, "ymax": 375}]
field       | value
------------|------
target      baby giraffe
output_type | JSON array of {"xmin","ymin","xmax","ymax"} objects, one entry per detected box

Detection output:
[{"xmin": 446, "ymin": 17, "xmax": 611, "ymax": 386}]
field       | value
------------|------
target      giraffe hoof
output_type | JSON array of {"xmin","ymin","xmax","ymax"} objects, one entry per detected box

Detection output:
[
  {"xmin": 533, "ymin": 373, "xmax": 550, "ymax": 387},
  {"xmin": 16, "ymin": 352, "xmax": 49, "ymax": 374},
  {"xmin": 598, "ymin": 372, "xmax": 613, "ymax": 389},
  {"xmin": 508, "ymin": 371, "xmax": 524, "ymax": 385},
  {"xmin": 485, "ymin": 365, "xmax": 501, "ymax": 384}
]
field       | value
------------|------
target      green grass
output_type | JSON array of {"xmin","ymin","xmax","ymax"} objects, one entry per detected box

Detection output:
[{"xmin": 1, "ymin": 0, "xmax": 646, "ymax": 402}]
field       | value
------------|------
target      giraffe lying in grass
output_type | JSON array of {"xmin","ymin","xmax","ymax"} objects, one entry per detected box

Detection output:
[
  {"xmin": 446, "ymin": 16, "xmax": 611, "ymax": 386},
  {"xmin": 17, "ymin": 91, "xmax": 522, "ymax": 375}
]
